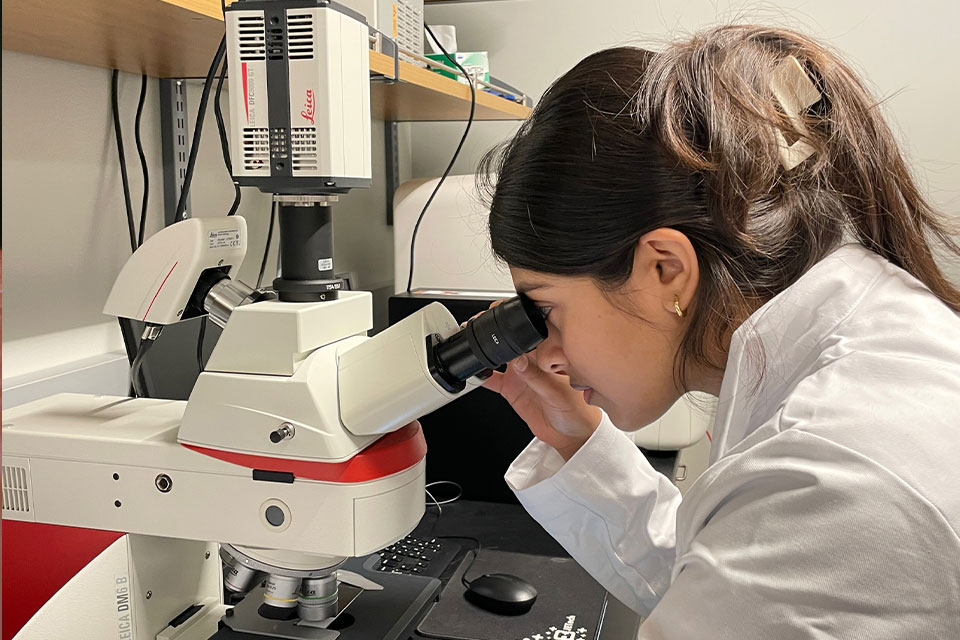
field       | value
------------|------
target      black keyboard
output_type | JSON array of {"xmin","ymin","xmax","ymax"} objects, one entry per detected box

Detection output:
[{"xmin": 375, "ymin": 535, "xmax": 460, "ymax": 579}]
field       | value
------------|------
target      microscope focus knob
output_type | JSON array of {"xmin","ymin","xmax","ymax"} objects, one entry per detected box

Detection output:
[{"xmin": 269, "ymin": 423, "xmax": 296, "ymax": 443}]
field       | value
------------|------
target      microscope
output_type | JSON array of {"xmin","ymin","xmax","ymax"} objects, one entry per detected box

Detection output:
[{"xmin": 1, "ymin": 1, "xmax": 546, "ymax": 638}]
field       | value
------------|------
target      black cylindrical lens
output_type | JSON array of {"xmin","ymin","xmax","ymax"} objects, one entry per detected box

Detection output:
[
  {"xmin": 435, "ymin": 331, "xmax": 478, "ymax": 382},
  {"xmin": 430, "ymin": 294, "xmax": 547, "ymax": 391},
  {"xmin": 273, "ymin": 203, "xmax": 343, "ymax": 302}
]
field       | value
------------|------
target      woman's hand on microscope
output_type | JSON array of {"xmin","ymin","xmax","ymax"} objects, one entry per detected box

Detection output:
[{"xmin": 483, "ymin": 350, "xmax": 601, "ymax": 462}]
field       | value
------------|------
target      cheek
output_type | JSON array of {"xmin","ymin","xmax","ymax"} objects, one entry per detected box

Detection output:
[
  {"xmin": 565, "ymin": 316, "xmax": 680, "ymax": 427},
  {"xmin": 561, "ymin": 314, "xmax": 641, "ymax": 379}
]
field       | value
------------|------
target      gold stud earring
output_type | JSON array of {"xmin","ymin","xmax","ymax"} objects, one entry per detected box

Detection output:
[{"xmin": 674, "ymin": 295, "xmax": 686, "ymax": 318}]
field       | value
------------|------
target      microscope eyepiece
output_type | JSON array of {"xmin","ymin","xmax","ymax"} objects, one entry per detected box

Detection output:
[{"xmin": 428, "ymin": 294, "xmax": 548, "ymax": 393}]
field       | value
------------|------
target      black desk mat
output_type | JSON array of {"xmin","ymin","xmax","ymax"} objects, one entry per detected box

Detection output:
[{"xmin": 417, "ymin": 550, "xmax": 607, "ymax": 640}]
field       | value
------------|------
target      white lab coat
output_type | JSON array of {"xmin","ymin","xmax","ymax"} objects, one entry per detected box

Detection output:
[{"xmin": 505, "ymin": 244, "xmax": 960, "ymax": 639}]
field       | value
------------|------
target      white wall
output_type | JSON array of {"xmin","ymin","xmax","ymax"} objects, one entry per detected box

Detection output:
[
  {"xmin": 1, "ymin": 52, "xmax": 165, "ymax": 344},
  {"xmin": 416, "ymin": 0, "xmax": 960, "ymax": 282},
  {"xmin": 1, "ymin": 50, "xmax": 408, "ymax": 379}
]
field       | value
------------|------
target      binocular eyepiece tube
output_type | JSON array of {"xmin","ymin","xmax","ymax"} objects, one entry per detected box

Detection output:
[{"xmin": 428, "ymin": 294, "xmax": 548, "ymax": 393}]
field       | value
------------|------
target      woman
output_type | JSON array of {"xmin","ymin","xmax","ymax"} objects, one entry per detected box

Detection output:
[{"xmin": 479, "ymin": 26, "xmax": 960, "ymax": 637}]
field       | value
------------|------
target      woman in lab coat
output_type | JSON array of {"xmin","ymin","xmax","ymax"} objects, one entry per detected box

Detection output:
[{"xmin": 480, "ymin": 26, "xmax": 960, "ymax": 638}]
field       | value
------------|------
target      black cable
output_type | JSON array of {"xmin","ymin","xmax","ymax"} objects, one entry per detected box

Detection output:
[
  {"xmin": 434, "ymin": 536, "xmax": 483, "ymax": 588},
  {"xmin": 111, "ymin": 70, "xmax": 138, "ymax": 254},
  {"xmin": 406, "ymin": 25, "xmax": 476, "ymax": 293},
  {"xmin": 174, "ymin": 36, "xmax": 227, "ymax": 223},
  {"xmin": 197, "ymin": 317, "xmax": 208, "ymax": 372},
  {"xmin": 460, "ymin": 550, "xmax": 480, "ymax": 589},
  {"xmin": 179, "ymin": 38, "xmax": 226, "ymax": 371},
  {"xmin": 257, "ymin": 202, "xmax": 278, "ymax": 289},
  {"xmin": 112, "ymin": 70, "xmax": 141, "ymax": 397},
  {"xmin": 135, "ymin": 74, "xmax": 150, "ymax": 247},
  {"xmin": 423, "ymin": 481, "xmax": 482, "ymax": 586},
  {"xmin": 214, "ymin": 56, "xmax": 242, "ymax": 216},
  {"xmin": 130, "ymin": 336, "xmax": 158, "ymax": 398},
  {"xmin": 214, "ymin": 58, "xmax": 233, "ymax": 175}
]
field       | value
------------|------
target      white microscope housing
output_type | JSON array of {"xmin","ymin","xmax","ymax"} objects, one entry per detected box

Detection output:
[{"xmin": 2, "ymin": 209, "xmax": 546, "ymax": 638}]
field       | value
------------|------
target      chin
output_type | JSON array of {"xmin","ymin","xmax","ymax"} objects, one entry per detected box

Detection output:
[
  {"xmin": 605, "ymin": 405, "xmax": 658, "ymax": 433},
  {"xmin": 591, "ymin": 393, "xmax": 657, "ymax": 432}
]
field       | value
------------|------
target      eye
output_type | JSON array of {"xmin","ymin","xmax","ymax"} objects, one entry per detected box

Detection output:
[{"xmin": 537, "ymin": 306, "xmax": 552, "ymax": 319}]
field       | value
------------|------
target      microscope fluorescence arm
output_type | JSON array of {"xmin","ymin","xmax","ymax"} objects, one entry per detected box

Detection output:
[{"xmin": 102, "ymin": 216, "xmax": 251, "ymax": 326}]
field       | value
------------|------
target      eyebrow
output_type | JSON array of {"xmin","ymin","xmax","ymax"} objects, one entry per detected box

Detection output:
[{"xmin": 515, "ymin": 284, "xmax": 550, "ymax": 295}]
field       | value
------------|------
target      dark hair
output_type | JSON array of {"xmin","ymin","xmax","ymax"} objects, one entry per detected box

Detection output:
[{"xmin": 480, "ymin": 26, "xmax": 960, "ymax": 390}]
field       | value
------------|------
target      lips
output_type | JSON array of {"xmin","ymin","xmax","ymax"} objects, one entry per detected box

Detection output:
[{"xmin": 569, "ymin": 382, "xmax": 594, "ymax": 405}]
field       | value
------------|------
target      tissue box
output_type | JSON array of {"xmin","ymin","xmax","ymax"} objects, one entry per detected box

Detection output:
[{"xmin": 426, "ymin": 52, "xmax": 489, "ymax": 85}]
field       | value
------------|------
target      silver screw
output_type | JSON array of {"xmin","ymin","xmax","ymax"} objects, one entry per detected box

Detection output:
[
  {"xmin": 205, "ymin": 551, "xmax": 211, "ymax": 560},
  {"xmin": 145, "ymin": 591, "xmax": 153, "ymax": 599}
]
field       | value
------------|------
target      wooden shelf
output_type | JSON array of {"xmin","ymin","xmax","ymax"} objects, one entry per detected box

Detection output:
[
  {"xmin": 369, "ymin": 51, "xmax": 529, "ymax": 121},
  {"xmin": 0, "ymin": 0, "xmax": 530, "ymax": 121}
]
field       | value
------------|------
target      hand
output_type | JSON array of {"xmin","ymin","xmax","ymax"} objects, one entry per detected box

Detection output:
[
  {"xmin": 483, "ymin": 351, "xmax": 602, "ymax": 461},
  {"xmin": 460, "ymin": 297, "xmax": 507, "ymax": 328}
]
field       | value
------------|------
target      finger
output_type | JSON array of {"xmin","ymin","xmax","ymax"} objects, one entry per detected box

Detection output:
[
  {"xmin": 461, "ymin": 308, "xmax": 487, "ymax": 328},
  {"xmin": 461, "ymin": 298, "xmax": 509, "ymax": 328},
  {"xmin": 482, "ymin": 370, "xmax": 505, "ymax": 393},
  {"xmin": 510, "ymin": 355, "xmax": 570, "ymax": 401}
]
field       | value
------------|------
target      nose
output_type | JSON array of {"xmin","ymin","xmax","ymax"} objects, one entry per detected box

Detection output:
[{"xmin": 534, "ymin": 328, "xmax": 567, "ymax": 374}]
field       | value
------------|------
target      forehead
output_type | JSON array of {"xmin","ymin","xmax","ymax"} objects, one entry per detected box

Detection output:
[{"xmin": 509, "ymin": 267, "xmax": 592, "ymax": 294}]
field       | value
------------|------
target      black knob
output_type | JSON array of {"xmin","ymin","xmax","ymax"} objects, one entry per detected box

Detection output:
[{"xmin": 269, "ymin": 423, "xmax": 295, "ymax": 443}]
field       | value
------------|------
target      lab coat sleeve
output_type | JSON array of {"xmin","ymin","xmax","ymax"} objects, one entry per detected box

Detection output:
[{"xmin": 505, "ymin": 412, "xmax": 681, "ymax": 616}]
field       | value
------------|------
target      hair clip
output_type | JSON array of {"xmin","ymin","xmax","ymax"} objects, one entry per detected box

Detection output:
[{"xmin": 769, "ymin": 56, "xmax": 822, "ymax": 170}]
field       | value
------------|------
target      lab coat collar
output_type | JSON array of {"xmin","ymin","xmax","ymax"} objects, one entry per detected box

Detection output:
[{"xmin": 709, "ymin": 244, "xmax": 887, "ymax": 463}]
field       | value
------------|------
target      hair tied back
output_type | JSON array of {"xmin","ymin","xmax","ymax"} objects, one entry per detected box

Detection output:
[{"xmin": 769, "ymin": 55, "xmax": 823, "ymax": 170}]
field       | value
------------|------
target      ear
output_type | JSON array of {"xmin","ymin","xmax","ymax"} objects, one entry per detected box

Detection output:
[{"xmin": 628, "ymin": 228, "xmax": 700, "ymax": 318}]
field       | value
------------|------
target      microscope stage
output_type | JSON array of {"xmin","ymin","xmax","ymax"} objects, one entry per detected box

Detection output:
[{"xmin": 213, "ymin": 555, "xmax": 441, "ymax": 640}]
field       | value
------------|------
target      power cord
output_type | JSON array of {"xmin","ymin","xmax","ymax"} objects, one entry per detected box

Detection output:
[
  {"xmin": 113, "ymin": 70, "xmax": 154, "ymax": 396},
  {"xmin": 115, "ymin": 36, "xmax": 229, "ymax": 390},
  {"xmin": 406, "ymin": 25, "xmax": 476, "ymax": 293},
  {"xmin": 131, "ymin": 326, "xmax": 162, "ymax": 398},
  {"xmin": 174, "ymin": 36, "xmax": 227, "ymax": 223},
  {"xmin": 111, "ymin": 70, "xmax": 138, "ymax": 255},
  {"xmin": 424, "ymin": 480, "xmax": 464, "ymax": 517},
  {"xmin": 188, "ymin": 36, "xmax": 229, "ymax": 373},
  {"xmin": 134, "ymin": 74, "xmax": 150, "ymax": 247},
  {"xmin": 257, "ymin": 201, "xmax": 278, "ymax": 289},
  {"xmin": 197, "ymin": 317, "xmax": 208, "ymax": 372},
  {"xmin": 214, "ymin": 56, "xmax": 242, "ymax": 216}
]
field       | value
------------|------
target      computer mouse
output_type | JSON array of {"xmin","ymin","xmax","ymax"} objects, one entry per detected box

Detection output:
[{"xmin": 464, "ymin": 573, "xmax": 538, "ymax": 615}]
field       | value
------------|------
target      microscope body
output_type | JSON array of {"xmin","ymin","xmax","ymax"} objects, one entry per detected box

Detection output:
[
  {"xmin": 0, "ymin": 212, "xmax": 485, "ymax": 639},
  {"xmin": 1, "ymin": 279, "xmax": 472, "ymax": 639},
  {"xmin": 1, "ymin": 206, "xmax": 473, "ymax": 556}
]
